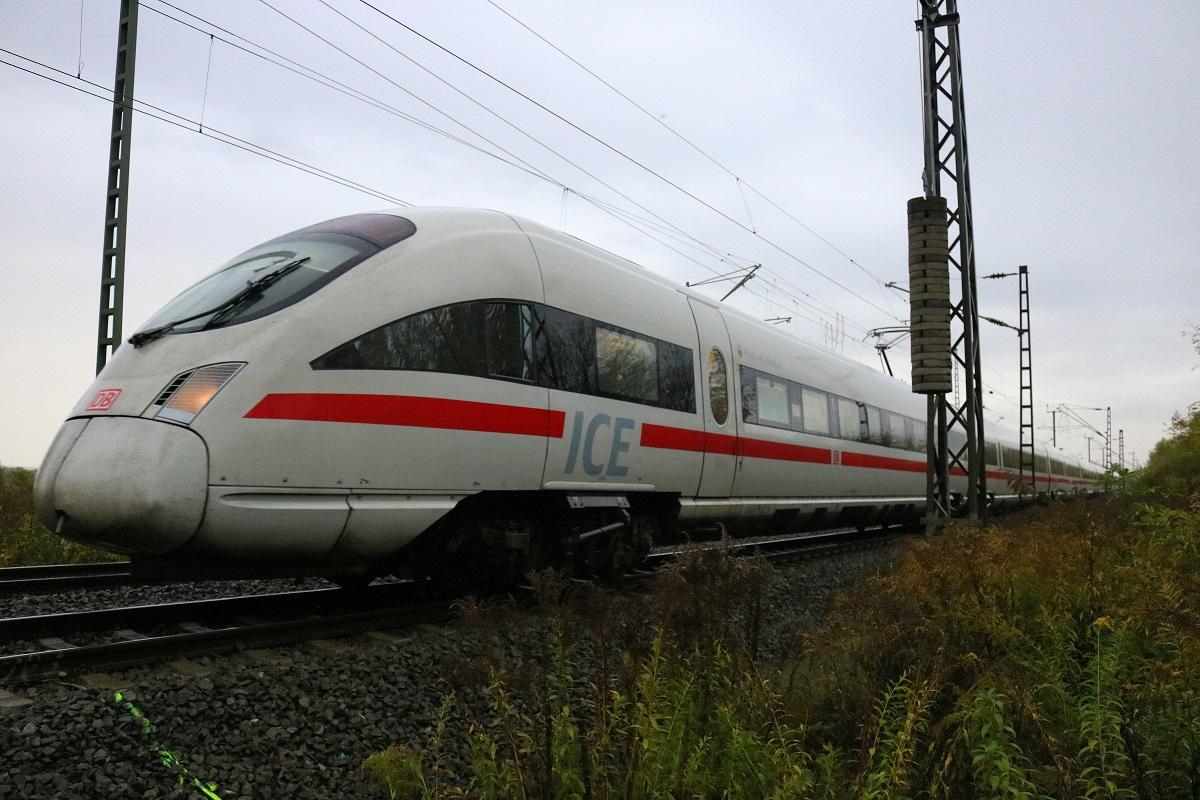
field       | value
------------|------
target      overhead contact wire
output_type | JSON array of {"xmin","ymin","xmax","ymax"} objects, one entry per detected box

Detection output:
[
  {"xmin": 259, "ymin": 0, "xmax": 858, "ymax": 326},
  {"xmin": 356, "ymin": 0, "xmax": 903, "ymax": 322},
  {"xmin": 0, "ymin": 51, "xmax": 411, "ymax": 206},
  {"xmin": 484, "ymin": 0, "xmax": 892, "ymax": 287},
  {"xmin": 143, "ymin": 0, "xmax": 550, "ymax": 183}
]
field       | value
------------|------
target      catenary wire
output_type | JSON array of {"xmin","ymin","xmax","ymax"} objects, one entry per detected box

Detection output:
[
  {"xmin": 144, "ymin": 0, "xmax": 552, "ymax": 184},
  {"xmin": 481, "ymin": 0, "xmax": 901, "ymax": 296},
  {"xmin": 0, "ymin": 51, "xmax": 411, "ymax": 206},
  {"xmin": 351, "ymin": 0, "xmax": 904, "ymax": 322},
  {"xmin": 248, "ymin": 0, "xmax": 878, "ymax": 333},
  {"xmin": 16, "ymin": 5, "xmax": 889, "ymax": 349}
]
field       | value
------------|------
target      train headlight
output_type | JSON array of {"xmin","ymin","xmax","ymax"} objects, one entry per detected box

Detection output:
[{"xmin": 155, "ymin": 362, "xmax": 245, "ymax": 424}]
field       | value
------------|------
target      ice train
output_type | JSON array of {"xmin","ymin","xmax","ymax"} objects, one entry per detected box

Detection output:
[{"xmin": 34, "ymin": 209, "xmax": 1099, "ymax": 582}]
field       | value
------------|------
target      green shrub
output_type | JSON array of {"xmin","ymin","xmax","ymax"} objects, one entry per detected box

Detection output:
[
  {"xmin": 366, "ymin": 500, "xmax": 1200, "ymax": 798},
  {"xmin": 0, "ymin": 464, "xmax": 119, "ymax": 566}
]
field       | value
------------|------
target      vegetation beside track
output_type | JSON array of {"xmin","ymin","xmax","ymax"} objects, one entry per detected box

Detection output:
[
  {"xmin": 365, "ymin": 412, "xmax": 1200, "ymax": 798},
  {"xmin": 0, "ymin": 465, "xmax": 118, "ymax": 567}
]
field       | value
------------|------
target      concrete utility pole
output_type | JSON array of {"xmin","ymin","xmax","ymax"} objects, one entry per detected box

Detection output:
[
  {"xmin": 96, "ymin": 0, "xmax": 139, "ymax": 374},
  {"xmin": 913, "ymin": 0, "xmax": 986, "ymax": 525}
]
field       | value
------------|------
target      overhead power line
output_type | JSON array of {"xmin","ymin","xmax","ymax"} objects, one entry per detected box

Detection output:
[
  {"xmin": 237, "ymin": 0, "xmax": 882, "ymax": 333},
  {"xmin": 13, "ymin": 3, "xmax": 893, "ymax": 354},
  {"xmin": 0, "ymin": 49, "xmax": 412, "ymax": 206},
  {"xmin": 144, "ymin": 0, "xmax": 555, "ymax": 185},
  {"xmin": 351, "ymin": 0, "xmax": 904, "ymax": 323},
  {"xmin": 482, "ymin": 0, "xmax": 897, "ymax": 291}
]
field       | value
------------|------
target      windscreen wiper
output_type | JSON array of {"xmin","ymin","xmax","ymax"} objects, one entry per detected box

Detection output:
[{"xmin": 129, "ymin": 257, "xmax": 309, "ymax": 348}]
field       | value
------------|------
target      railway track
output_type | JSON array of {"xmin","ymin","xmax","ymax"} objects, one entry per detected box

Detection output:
[
  {"xmin": 0, "ymin": 581, "xmax": 449, "ymax": 685},
  {"xmin": 0, "ymin": 526, "xmax": 905, "ymax": 686},
  {"xmin": 650, "ymin": 525, "xmax": 908, "ymax": 564},
  {"xmin": 0, "ymin": 561, "xmax": 133, "ymax": 595}
]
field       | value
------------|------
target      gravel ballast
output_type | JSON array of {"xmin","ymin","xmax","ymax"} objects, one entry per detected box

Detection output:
[{"xmin": 0, "ymin": 542, "xmax": 899, "ymax": 799}]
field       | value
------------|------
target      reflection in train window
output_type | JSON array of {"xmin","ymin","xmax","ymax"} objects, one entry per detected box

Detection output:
[
  {"xmin": 738, "ymin": 363, "xmax": 929, "ymax": 457},
  {"xmin": 707, "ymin": 348, "xmax": 729, "ymax": 425},
  {"xmin": 313, "ymin": 299, "xmax": 694, "ymax": 413},
  {"xmin": 310, "ymin": 301, "xmax": 487, "ymax": 374},
  {"xmin": 596, "ymin": 327, "xmax": 658, "ymax": 403},
  {"xmin": 657, "ymin": 341, "xmax": 696, "ymax": 414},
  {"xmin": 485, "ymin": 302, "xmax": 537, "ymax": 381},
  {"xmin": 541, "ymin": 306, "xmax": 596, "ymax": 394}
]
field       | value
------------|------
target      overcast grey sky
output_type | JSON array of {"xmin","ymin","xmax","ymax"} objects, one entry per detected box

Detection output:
[{"xmin": 1, "ymin": 0, "xmax": 1196, "ymax": 469}]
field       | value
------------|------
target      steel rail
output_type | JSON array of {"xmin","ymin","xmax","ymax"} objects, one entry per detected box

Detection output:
[
  {"xmin": 0, "ymin": 583, "xmax": 444, "ymax": 685},
  {"xmin": 0, "ymin": 600, "xmax": 452, "ymax": 685},
  {"xmin": 0, "ymin": 586, "xmax": 360, "ymax": 641},
  {"xmin": 0, "ymin": 561, "xmax": 133, "ymax": 595}
]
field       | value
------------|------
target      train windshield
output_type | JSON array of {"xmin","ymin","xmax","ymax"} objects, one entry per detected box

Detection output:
[{"xmin": 133, "ymin": 214, "xmax": 416, "ymax": 340}]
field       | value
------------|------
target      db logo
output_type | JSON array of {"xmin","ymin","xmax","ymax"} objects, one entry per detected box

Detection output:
[{"xmin": 86, "ymin": 389, "xmax": 122, "ymax": 412}]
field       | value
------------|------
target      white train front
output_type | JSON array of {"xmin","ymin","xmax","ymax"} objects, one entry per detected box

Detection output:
[{"xmin": 33, "ymin": 208, "xmax": 1099, "ymax": 582}]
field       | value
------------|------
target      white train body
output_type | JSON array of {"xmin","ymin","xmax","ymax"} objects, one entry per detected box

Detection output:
[{"xmin": 34, "ymin": 209, "xmax": 1098, "ymax": 579}]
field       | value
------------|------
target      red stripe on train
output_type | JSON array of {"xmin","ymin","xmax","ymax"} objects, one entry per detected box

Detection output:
[
  {"xmin": 639, "ymin": 423, "xmax": 737, "ymax": 455},
  {"xmin": 245, "ymin": 393, "xmax": 567, "ymax": 438},
  {"xmin": 641, "ymin": 422, "xmax": 927, "ymax": 473}
]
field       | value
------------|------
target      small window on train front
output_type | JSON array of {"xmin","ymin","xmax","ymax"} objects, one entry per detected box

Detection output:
[
  {"xmin": 312, "ymin": 301, "xmax": 486, "ymax": 375},
  {"xmin": 596, "ymin": 326, "xmax": 658, "ymax": 403},
  {"xmin": 707, "ymin": 349, "xmax": 729, "ymax": 425}
]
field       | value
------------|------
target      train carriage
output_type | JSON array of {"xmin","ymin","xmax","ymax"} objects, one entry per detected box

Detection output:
[{"xmin": 34, "ymin": 208, "xmax": 1100, "ymax": 582}]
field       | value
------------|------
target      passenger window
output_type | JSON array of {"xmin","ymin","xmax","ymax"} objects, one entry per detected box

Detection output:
[
  {"xmin": 707, "ymin": 348, "xmax": 729, "ymax": 424},
  {"xmin": 541, "ymin": 306, "xmax": 596, "ymax": 394},
  {"xmin": 755, "ymin": 374, "xmax": 790, "ymax": 428},
  {"xmin": 802, "ymin": 387, "xmax": 830, "ymax": 435},
  {"xmin": 837, "ymin": 398, "xmax": 861, "ymax": 442},
  {"xmin": 789, "ymin": 384, "xmax": 804, "ymax": 431},
  {"xmin": 865, "ymin": 406, "xmax": 884, "ymax": 445},
  {"xmin": 312, "ymin": 301, "xmax": 486, "ymax": 374},
  {"xmin": 741, "ymin": 367, "xmax": 757, "ymax": 423},
  {"xmin": 485, "ymin": 302, "xmax": 536, "ymax": 381},
  {"xmin": 658, "ymin": 341, "xmax": 696, "ymax": 413},
  {"xmin": 1003, "ymin": 446, "xmax": 1019, "ymax": 469},
  {"xmin": 316, "ymin": 298, "xmax": 695, "ymax": 413},
  {"xmin": 887, "ymin": 412, "xmax": 907, "ymax": 449},
  {"xmin": 596, "ymin": 326, "xmax": 658, "ymax": 403},
  {"xmin": 902, "ymin": 419, "xmax": 921, "ymax": 450}
]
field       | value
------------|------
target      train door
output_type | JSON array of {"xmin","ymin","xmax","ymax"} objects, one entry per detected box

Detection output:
[{"xmin": 688, "ymin": 297, "xmax": 739, "ymax": 496}]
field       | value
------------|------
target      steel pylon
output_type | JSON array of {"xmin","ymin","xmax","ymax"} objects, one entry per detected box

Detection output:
[{"xmin": 916, "ymin": 0, "xmax": 987, "ymax": 524}]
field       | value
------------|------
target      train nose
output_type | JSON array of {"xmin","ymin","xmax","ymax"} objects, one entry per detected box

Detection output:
[{"xmin": 35, "ymin": 417, "xmax": 208, "ymax": 555}]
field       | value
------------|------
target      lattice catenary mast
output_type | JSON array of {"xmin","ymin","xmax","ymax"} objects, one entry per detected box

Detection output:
[
  {"xmin": 96, "ymin": 0, "xmax": 139, "ymax": 374},
  {"xmin": 912, "ymin": 0, "xmax": 987, "ymax": 524}
]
